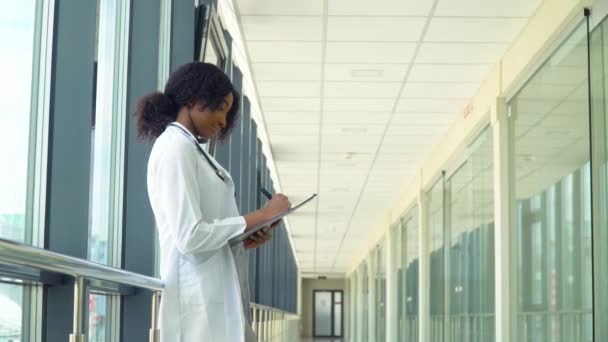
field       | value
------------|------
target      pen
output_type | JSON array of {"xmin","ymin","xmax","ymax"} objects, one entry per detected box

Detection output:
[{"xmin": 260, "ymin": 188, "xmax": 273, "ymax": 200}]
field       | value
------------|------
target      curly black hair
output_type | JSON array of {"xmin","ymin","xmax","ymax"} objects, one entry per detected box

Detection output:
[{"xmin": 134, "ymin": 62, "xmax": 240, "ymax": 142}]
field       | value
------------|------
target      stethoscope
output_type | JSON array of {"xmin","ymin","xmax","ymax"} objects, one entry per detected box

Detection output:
[{"xmin": 168, "ymin": 122, "xmax": 226, "ymax": 182}]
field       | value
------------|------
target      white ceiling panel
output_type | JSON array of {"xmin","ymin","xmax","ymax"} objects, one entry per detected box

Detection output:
[
  {"xmin": 417, "ymin": 42, "xmax": 509, "ymax": 64},
  {"xmin": 322, "ymin": 124, "xmax": 387, "ymax": 136},
  {"xmin": 435, "ymin": 0, "xmax": 542, "ymax": 17},
  {"xmin": 252, "ymin": 63, "xmax": 322, "ymax": 81},
  {"xmin": 325, "ymin": 64, "xmax": 408, "ymax": 82},
  {"xmin": 241, "ymin": 16, "xmax": 323, "ymax": 41},
  {"xmin": 257, "ymin": 81, "xmax": 321, "ymax": 97},
  {"xmin": 321, "ymin": 134, "xmax": 383, "ymax": 146},
  {"xmin": 401, "ymin": 82, "xmax": 479, "ymax": 99},
  {"xmin": 262, "ymin": 97, "xmax": 321, "ymax": 112},
  {"xmin": 396, "ymin": 98, "xmax": 467, "ymax": 113},
  {"xmin": 326, "ymin": 42, "xmax": 417, "ymax": 64},
  {"xmin": 264, "ymin": 111, "xmax": 321, "ymax": 124},
  {"xmin": 235, "ymin": 0, "xmax": 539, "ymax": 275},
  {"xmin": 323, "ymin": 112, "xmax": 392, "ymax": 125},
  {"xmin": 426, "ymin": 18, "xmax": 529, "ymax": 43},
  {"xmin": 408, "ymin": 64, "xmax": 492, "ymax": 83},
  {"xmin": 247, "ymin": 42, "xmax": 322, "ymax": 63},
  {"xmin": 324, "ymin": 82, "xmax": 402, "ymax": 99},
  {"xmin": 270, "ymin": 134, "xmax": 319, "ymax": 145},
  {"xmin": 324, "ymin": 98, "xmax": 395, "ymax": 112},
  {"xmin": 267, "ymin": 123, "xmax": 319, "ymax": 135},
  {"xmin": 328, "ymin": 0, "xmax": 434, "ymax": 16},
  {"xmin": 327, "ymin": 17, "xmax": 425, "ymax": 42},
  {"xmin": 237, "ymin": 0, "xmax": 324, "ymax": 15}
]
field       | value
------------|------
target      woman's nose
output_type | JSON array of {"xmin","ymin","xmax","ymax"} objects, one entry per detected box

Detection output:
[{"xmin": 218, "ymin": 116, "xmax": 227, "ymax": 128}]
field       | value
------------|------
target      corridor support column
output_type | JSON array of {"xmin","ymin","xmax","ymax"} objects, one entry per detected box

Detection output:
[{"xmin": 492, "ymin": 98, "xmax": 512, "ymax": 342}]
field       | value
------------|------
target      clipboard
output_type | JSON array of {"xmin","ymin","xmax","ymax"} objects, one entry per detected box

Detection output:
[{"xmin": 229, "ymin": 193, "xmax": 317, "ymax": 246}]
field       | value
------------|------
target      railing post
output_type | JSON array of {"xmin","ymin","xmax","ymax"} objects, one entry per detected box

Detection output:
[
  {"xmin": 262, "ymin": 310, "xmax": 267, "ymax": 342},
  {"xmin": 69, "ymin": 277, "xmax": 87, "ymax": 342},
  {"xmin": 149, "ymin": 291, "xmax": 161, "ymax": 342}
]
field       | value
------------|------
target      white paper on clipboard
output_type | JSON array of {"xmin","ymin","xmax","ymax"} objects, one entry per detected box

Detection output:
[{"xmin": 228, "ymin": 193, "xmax": 317, "ymax": 246}]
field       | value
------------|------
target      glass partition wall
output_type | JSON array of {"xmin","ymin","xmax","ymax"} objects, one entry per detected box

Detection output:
[
  {"xmin": 375, "ymin": 239, "xmax": 387, "ymax": 342},
  {"xmin": 428, "ymin": 178, "xmax": 445, "ymax": 342},
  {"xmin": 403, "ymin": 207, "xmax": 420, "ymax": 341},
  {"xmin": 509, "ymin": 22, "xmax": 593, "ymax": 342},
  {"xmin": 446, "ymin": 128, "xmax": 495, "ymax": 342},
  {"xmin": 590, "ymin": 13, "xmax": 608, "ymax": 342},
  {"xmin": 345, "ymin": 13, "xmax": 608, "ymax": 342}
]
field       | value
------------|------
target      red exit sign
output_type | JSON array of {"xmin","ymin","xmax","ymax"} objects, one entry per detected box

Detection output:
[{"xmin": 463, "ymin": 103, "xmax": 474, "ymax": 119}]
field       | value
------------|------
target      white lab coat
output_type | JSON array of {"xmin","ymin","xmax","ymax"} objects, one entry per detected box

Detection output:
[{"xmin": 147, "ymin": 122, "xmax": 256, "ymax": 342}]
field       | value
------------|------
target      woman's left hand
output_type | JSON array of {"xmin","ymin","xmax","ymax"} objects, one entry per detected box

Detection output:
[{"xmin": 244, "ymin": 228, "xmax": 272, "ymax": 249}]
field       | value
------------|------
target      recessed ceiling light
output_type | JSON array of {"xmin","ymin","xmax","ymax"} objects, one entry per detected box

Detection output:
[
  {"xmin": 351, "ymin": 69, "xmax": 384, "ymax": 78},
  {"xmin": 341, "ymin": 127, "xmax": 368, "ymax": 134}
]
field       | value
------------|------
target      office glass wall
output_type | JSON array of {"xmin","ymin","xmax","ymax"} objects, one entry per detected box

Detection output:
[
  {"xmin": 0, "ymin": 1, "xmax": 51, "ymax": 340},
  {"xmin": 361, "ymin": 262, "xmax": 369, "ymax": 340},
  {"xmin": 590, "ymin": 14, "xmax": 608, "ymax": 342},
  {"xmin": 509, "ymin": 22, "xmax": 593, "ymax": 342},
  {"xmin": 88, "ymin": 0, "xmax": 130, "ymax": 340},
  {"xmin": 350, "ymin": 272, "xmax": 358, "ymax": 342},
  {"xmin": 375, "ymin": 238, "xmax": 387, "ymax": 342},
  {"xmin": 394, "ymin": 222, "xmax": 404, "ymax": 341},
  {"xmin": 428, "ymin": 178, "xmax": 445, "ymax": 341},
  {"xmin": 446, "ymin": 127, "xmax": 495, "ymax": 342},
  {"xmin": 403, "ymin": 207, "xmax": 419, "ymax": 341}
]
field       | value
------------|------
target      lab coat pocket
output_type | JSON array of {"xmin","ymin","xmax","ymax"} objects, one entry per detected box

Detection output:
[{"xmin": 178, "ymin": 256, "xmax": 224, "ymax": 306}]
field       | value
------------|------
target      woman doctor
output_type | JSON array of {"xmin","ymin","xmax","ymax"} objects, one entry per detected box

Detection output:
[{"xmin": 135, "ymin": 62, "xmax": 290, "ymax": 342}]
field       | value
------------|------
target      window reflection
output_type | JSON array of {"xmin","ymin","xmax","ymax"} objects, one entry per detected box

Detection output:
[
  {"xmin": 510, "ymin": 23, "xmax": 592, "ymax": 342},
  {"xmin": 0, "ymin": 2, "xmax": 38, "ymax": 341},
  {"xmin": 447, "ymin": 128, "xmax": 495, "ymax": 342},
  {"xmin": 0, "ymin": 284, "xmax": 23, "ymax": 342},
  {"xmin": 375, "ymin": 239, "xmax": 386, "ymax": 341},
  {"xmin": 88, "ymin": 0, "xmax": 129, "ymax": 340},
  {"xmin": 428, "ymin": 179, "xmax": 445, "ymax": 342},
  {"xmin": 0, "ymin": 1, "xmax": 36, "ymax": 244}
]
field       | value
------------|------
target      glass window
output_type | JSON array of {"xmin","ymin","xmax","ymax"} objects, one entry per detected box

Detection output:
[
  {"xmin": 0, "ymin": 283, "xmax": 23, "ymax": 342},
  {"xmin": 590, "ymin": 14, "xmax": 608, "ymax": 341},
  {"xmin": 0, "ymin": 1, "xmax": 37, "ymax": 244},
  {"xmin": 157, "ymin": 0, "xmax": 172, "ymax": 89},
  {"xmin": 0, "ymin": 1, "xmax": 51, "ymax": 341},
  {"xmin": 428, "ymin": 178, "xmax": 445, "ymax": 341},
  {"xmin": 447, "ymin": 127, "xmax": 495, "ymax": 342},
  {"xmin": 375, "ymin": 238, "xmax": 387, "ymax": 342},
  {"xmin": 88, "ymin": 0, "xmax": 130, "ymax": 340},
  {"xmin": 509, "ymin": 22, "xmax": 592, "ymax": 342},
  {"xmin": 361, "ymin": 262, "xmax": 369, "ymax": 340},
  {"xmin": 402, "ymin": 207, "xmax": 419, "ymax": 341}
]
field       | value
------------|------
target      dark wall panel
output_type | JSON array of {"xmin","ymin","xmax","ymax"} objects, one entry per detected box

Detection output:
[{"xmin": 44, "ymin": 1, "xmax": 97, "ymax": 340}]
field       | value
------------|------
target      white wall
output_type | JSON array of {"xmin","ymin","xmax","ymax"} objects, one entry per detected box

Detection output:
[{"xmin": 300, "ymin": 278, "xmax": 349, "ymax": 338}]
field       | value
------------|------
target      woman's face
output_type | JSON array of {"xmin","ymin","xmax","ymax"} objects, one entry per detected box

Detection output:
[{"xmin": 190, "ymin": 93, "xmax": 233, "ymax": 139}]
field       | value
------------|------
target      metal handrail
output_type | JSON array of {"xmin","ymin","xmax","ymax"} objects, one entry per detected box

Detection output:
[
  {"xmin": 250, "ymin": 303, "xmax": 298, "ymax": 318},
  {"xmin": 0, "ymin": 237, "xmax": 163, "ymax": 291},
  {"xmin": 250, "ymin": 303, "xmax": 300, "ymax": 342},
  {"xmin": 0, "ymin": 237, "xmax": 164, "ymax": 342}
]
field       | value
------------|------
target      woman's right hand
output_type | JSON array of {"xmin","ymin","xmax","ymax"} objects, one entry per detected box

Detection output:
[
  {"xmin": 263, "ymin": 194, "xmax": 291, "ymax": 219},
  {"xmin": 243, "ymin": 193, "xmax": 291, "ymax": 230}
]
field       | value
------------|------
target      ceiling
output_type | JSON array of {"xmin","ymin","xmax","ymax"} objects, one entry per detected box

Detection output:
[{"xmin": 234, "ymin": 0, "xmax": 543, "ymax": 275}]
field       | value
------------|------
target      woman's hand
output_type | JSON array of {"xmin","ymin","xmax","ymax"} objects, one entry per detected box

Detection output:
[
  {"xmin": 243, "ymin": 220, "xmax": 283, "ymax": 250},
  {"xmin": 262, "ymin": 194, "xmax": 291, "ymax": 219},
  {"xmin": 244, "ymin": 228, "xmax": 272, "ymax": 249}
]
